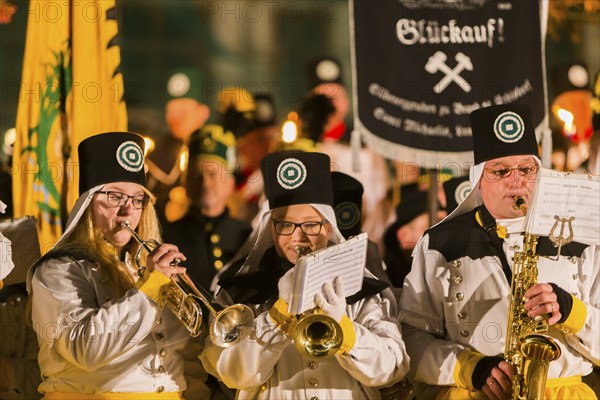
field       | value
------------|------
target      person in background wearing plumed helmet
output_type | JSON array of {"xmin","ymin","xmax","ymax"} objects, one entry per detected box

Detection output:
[
  {"xmin": 29, "ymin": 132, "xmax": 210, "ymax": 399},
  {"xmin": 201, "ymin": 150, "xmax": 409, "ymax": 399},
  {"xmin": 400, "ymin": 104, "xmax": 599, "ymax": 399}
]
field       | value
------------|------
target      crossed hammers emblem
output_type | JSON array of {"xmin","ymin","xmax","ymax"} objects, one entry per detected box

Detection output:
[{"xmin": 425, "ymin": 51, "xmax": 473, "ymax": 93}]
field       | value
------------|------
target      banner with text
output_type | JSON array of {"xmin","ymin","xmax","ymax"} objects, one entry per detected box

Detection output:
[{"xmin": 350, "ymin": 0, "xmax": 547, "ymax": 166}]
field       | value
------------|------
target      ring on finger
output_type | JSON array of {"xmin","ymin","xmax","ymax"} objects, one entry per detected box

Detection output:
[
  {"xmin": 488, "ymin": 378, "xmax": 494, "ymax": 387},
  {"xmin": 550, "ymin": 302, "xmax": 555, "ymax": 313}
]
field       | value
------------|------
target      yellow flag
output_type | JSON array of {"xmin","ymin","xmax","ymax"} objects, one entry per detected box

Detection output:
[
  {"xmin": 66, "ymin": 0, "xmax": 127, "ymax": 211},
  {"xmin": 13, "ymin": 1, "xmax": 127, "ymax": 254}
]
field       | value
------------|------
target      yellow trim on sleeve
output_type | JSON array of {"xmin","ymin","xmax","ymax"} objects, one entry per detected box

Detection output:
[
  {"xmin": 557, "ymin": 295, "xmax": 587, "ymax": 335},
  {"xmin": 269, "ymin": 298, "xmax": 300, "ymax": 335},
  {"xmin": 453, "ymin": 348, "xmax": 485, "ymax": 390},
  {"xmin": 545, "ymin": 376, "xmax": 582, "ymax": 387},
  {"xmin": 136, "ymin": 270, "xmax": 171, "ymax": 304},
  {"xmin": 338, "ymin": 314, "xmax": 356, "ymax": 354},
  {"xmin": 269, "ymin": 298, "xmax": 292, "ymax": 326}
]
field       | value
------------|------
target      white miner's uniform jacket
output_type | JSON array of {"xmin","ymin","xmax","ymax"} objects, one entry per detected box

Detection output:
[
  {"xmin": 400, "ymin": 209, "xmax": 599, "ymax": 398},
  {"xmin": 30, "ymin": 256, "xmax": 207, "ymax": 396},
  {"xmin": 200, "ymin": 244, "xmax": 409, "ymax": 400},
  {"xmin": 201, "ymin": 294, "xmax": 409, "ymax": 400}
]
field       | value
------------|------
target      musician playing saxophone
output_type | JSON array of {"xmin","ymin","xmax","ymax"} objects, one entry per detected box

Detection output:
[
  {"xmin": 201, "ymin": 151, "xmax": 409, "ymax": 399},
  {"xmin": 29, "ymin": 132, "xmax": 210, "ymax": 399},
  {"xmin": 400, "ymin": 104, "xmax": 599, "ymax": 400}
]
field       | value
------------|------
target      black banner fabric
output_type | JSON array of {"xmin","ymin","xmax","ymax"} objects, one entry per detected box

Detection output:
[{"xmin": 351, "ymin": 0, "xmax": 546, "ymax": 166}]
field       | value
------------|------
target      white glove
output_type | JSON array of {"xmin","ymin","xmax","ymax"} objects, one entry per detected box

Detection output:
[
  {"xmin": 315, "ymin": 276, "xmax": 346, "ymax": 322},
  {"xmin": 277, "ymin": 267, "xmax": 295, "ymax": 304}
]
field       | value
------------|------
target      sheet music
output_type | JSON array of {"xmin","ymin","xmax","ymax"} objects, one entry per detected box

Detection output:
[
  {"xmin": 288, "ymin": 233, "xmax": 368, "ymax": 315},
  {"xmin": 526, "ymin": 169, "xmax": 600, "ymax": 245}
]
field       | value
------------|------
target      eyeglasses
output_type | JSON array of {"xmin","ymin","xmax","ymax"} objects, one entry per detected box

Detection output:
[
  {"xmin": 272, "ymin": 220, "xmax": 326, "ymax": 236},
  {"xmin": 98, "ymin": 191, "xmax": 150, "ymax": 209},
  {"xmin": 484, "ymin": 163, "xmax": 538, "ymax": 181}
]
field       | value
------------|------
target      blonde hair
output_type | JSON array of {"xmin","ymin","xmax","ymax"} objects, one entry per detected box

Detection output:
[{"xmin": 54, "ymin": 188, "xmax": 161, "ymax": 296}]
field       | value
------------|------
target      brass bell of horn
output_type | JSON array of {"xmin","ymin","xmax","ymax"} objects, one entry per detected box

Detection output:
[
  {"xmin": 289, "ymin": 245, "xmax": 344, "ymax": 359},
  {"xmin": 121, "ymin": 220, "xmax": 254, "ymax": 345}
]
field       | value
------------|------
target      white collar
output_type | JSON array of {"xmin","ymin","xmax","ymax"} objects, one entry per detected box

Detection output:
[{"xmin": 497, "ymin": 216, "xmax": 526, "ymax": 235}]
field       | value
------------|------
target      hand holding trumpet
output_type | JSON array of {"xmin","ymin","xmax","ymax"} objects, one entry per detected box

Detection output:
[
  {"xmin": 120, "ymin": 220, "xmax": 186, "ymax": 279},
  {"xmin": 146, "ymin": 243, "xmax": 187, "ymax": 279}
]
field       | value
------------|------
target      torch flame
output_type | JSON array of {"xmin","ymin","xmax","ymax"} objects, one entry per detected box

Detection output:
[{"xmin": 556, "ymin": 108, "xmax": 577, "ymax": 137}]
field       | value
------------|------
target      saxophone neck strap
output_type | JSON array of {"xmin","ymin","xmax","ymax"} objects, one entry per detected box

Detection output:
[{"xmin": 475, "ymin": 208, "xmax": 508, "ymax": 239}]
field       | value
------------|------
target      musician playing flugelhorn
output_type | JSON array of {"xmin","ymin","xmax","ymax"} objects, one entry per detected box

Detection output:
[
  {"xmin": 201, "ymin": 151, "xmax": 409, "ymax": 399},
  {"xmin": 400, "ymin": 104, "xmax": 600, "ymax": 400},
  {"xmin": 29, "ymin": 132, "xmax": 210, "ymax": 399}
]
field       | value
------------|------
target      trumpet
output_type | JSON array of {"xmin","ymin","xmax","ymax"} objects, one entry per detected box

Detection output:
[
  {"xmin": 121, "ymin": 220, "xmax": 254, "ymax": 346},
  {"xmin": 288, "ymin": 245, "xmax": 344, "ymax": 359}
]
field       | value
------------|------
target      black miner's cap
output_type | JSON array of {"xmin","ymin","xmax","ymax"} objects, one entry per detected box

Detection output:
[
  {"xmin": 78, "ymin": 132, "xmax": 146, "ymax": 195},
  {"xmin": 470, "ymin": 104, "xmax": 538, "ymax": 165},
  {"xmin": 442, "ymin": 176, "xmax": 471, "ymax": 214},
  {"xmin": 394, "ymin": 191, "xmax": 428, "ymax": 229},
  {"xmin": 331, "ymin": 171, "xmax": 363, "ymax": 239},
  {"xmin": 261, "ymin": 151, "xmax": 333, "ymax": 210}
]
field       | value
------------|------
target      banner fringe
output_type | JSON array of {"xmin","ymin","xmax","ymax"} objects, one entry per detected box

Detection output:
[{"xmin": 358, "ymin": 123, "xmax": 474, "ymax": 170}]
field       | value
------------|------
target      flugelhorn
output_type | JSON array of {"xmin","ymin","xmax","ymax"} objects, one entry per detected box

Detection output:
[
  {"xmin": 121, "ymin": 220, "xmax": 254, "ymax": 346},
  {"xmin": 289, "ymin": 245, "xmax": 344, "ymax": 359}
]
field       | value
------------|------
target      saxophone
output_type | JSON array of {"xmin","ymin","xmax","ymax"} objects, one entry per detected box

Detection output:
[{"xmin": 504, "ymin": 196, "xmax": 561, "ymax": 400}]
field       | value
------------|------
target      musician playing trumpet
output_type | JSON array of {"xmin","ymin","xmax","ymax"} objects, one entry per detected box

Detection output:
[
  {"xmin": 201, "ymin": 151, "xmax": 409, "ymax": 399},
  {"xmin": 400, "ymin": 104, "xmax": 600, "ymax": 400},
  {"xmin": 29, "ymin": 132, "xmax": 210, "ymax": 399}
]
